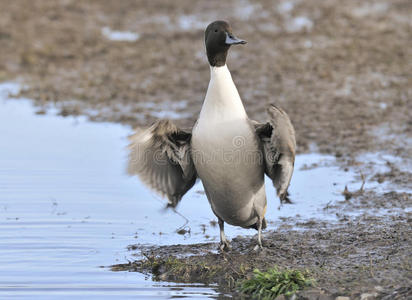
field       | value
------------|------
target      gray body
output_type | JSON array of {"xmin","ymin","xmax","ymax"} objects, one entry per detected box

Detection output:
[{"xmin": 192, "ymin": 119, "xmax": 266, "ymax": 228}]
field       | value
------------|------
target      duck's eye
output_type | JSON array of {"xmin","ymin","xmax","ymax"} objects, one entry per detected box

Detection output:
[{"xmin": 214, "ymin": 29, "xmax": 218, "ymax": 33}]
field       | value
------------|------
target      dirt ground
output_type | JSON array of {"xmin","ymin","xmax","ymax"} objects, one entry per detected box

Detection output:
[
  {"xmin": 113, "ymin": 206, "xmax": 411, "ymax": 299},
  {"xmin": 1, "ymin": 0, "xmax": 411, "ymax": 298}
]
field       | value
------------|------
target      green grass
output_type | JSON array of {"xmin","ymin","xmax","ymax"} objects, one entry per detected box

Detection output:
[{"xmin": 239, "ymin": 267, "xmax": 314, "ymax": 299}]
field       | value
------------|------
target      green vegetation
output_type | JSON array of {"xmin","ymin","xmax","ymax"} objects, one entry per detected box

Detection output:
[
  {"xmin": 113, "ymin": 255, "xmax": 315, "ymax": 296},
  {"xmin": 239, "ymin": 267, "xmax": 314, "ymax": 299}
]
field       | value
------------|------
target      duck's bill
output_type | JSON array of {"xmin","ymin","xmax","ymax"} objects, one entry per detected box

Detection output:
[{"xmin": 225, "ymin": 33, "xmax": 247, "ymax": 45}]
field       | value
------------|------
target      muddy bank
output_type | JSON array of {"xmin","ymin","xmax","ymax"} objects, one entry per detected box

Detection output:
[
  {"xmin": 111, "ymin": 179, "xmax": 412, "ymax": 299},
  {"xmin": 114, "ymin": 202, "xmax": 411, "ymax": 299},
  {"xmin": 110, "ymin": 172, "xmax": 412, "ymax": 298}
]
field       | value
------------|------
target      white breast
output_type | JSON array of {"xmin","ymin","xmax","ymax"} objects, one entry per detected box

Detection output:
[
  {"xmin": 194, "ymin": 65, "xmax": 248, "ymax": 138},
  {"xmin": 192, "ymin": 64, "xmax": 258, "ymax": 184}
]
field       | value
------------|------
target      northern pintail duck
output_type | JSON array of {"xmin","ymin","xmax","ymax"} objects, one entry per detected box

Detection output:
[{"xmin": 128, "ymin": 20, "xmax": 296, "ymax": 250}]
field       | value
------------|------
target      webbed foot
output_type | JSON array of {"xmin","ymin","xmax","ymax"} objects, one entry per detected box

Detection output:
[
  {"xmin": 219, "ymin": 240, "xmax": 232, "ymax": 252},
  {"xmin": 252, "ymin": 243, "xmax": 263, "ymax": 252}
]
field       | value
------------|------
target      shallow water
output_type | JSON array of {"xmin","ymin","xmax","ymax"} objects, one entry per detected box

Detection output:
[
  {"xmin": 0, "ymin": 82, "xmax": 360, "ymax": 298},
  {"xmin": 0, "ymin": 84, "xmax": 220, "ymax": 299}
]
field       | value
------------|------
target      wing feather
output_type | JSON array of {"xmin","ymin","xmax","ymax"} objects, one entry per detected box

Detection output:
[
  {"xmin": 253, "ymin": 105, "xmax": 296, "ymax": 203},
  {"xmin": 128, "ymin": 120, "xmax": 197, "ymax": 207}
]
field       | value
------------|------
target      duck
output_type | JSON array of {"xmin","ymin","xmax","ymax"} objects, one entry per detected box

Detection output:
[{"xmin": 128, "ymin": 20, "xmax": 296, "ymax": 251}]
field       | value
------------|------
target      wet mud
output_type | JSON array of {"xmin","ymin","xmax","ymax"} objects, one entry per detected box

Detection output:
[{"xmin": 115, "ymin": 191, "xmax": 411, "ymax": 299}]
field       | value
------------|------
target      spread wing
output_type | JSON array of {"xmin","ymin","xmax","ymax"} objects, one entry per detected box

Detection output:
[
  {"xmin": 252, "ymin": 105, "xmax": 296, "ymax": 204},
  {"xmin": 128, "ymin": 120, "xmax": 197, "ymax": 207}
]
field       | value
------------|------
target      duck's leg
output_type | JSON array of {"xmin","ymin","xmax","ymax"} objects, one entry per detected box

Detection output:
[
  {"xmin": 218, "ymin": 217, "xmax": 231, "ymax": 251},
  {"xmin": 253, "ymin": 216, "xmax": 263, "ymax": 251}
]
